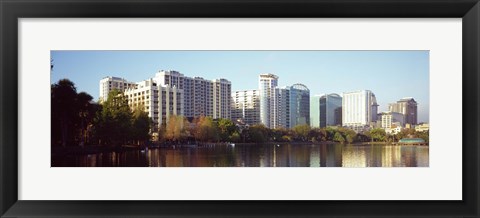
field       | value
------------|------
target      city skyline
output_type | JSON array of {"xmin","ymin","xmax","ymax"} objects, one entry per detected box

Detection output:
[{"xmin": 51, "ymin": 50, "xmax": 429, "ymax": 123}]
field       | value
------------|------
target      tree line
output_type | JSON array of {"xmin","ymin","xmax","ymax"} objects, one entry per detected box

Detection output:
[
  {"xmin": 51, "ymin": 79, "xmax": 150, "ymax": 147},
  {"xmin": 51, "ymin": 79, "xmax": 429, "ymax": 147}
]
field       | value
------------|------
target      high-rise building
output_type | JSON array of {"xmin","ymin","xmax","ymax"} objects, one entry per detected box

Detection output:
[
  {"xmin": 310, "ymin": 93, "xmax": 342, "ymax": 128},
  {"xmin": 124, "ymin": 78, "xmax": 183, "ymax": 131},
  {"xmin": 389, "ymin": 97, "xmax": 418, "ymax": 125},
  {"xmin": 237, "ymin": 74, "xmax": 309, "ymax": 129},
  {"xmin": 99, "ymin": 76, "xmax": 136, "ymax": 102},
  {"xmin": 342, "ymin": 90, "xmax": 379, "ymax": 131},
  {"xmin": 100, "ymin": 70, "xmax": 230, "ymax": 133},
  {"xmin": 213, "ymin": 78, "xmax": 232, "ymax": 119},
  {"xmin": 231, "ymin": 90, "xmax": 261, "ymax": 125},
  {"xmin": 275, "ymin": 87, "xmax": 290, "ymax": 128},
  {"xmin": 289, "ymin": 84, "xmax": 310, "ymax": 127},
  {"xmin": 154, "ymin": 70, "xmax": 231, "ymax": 119},
  {"xmin": 259, "ymin": 74, "xmax": 279, "ymax": 128}
]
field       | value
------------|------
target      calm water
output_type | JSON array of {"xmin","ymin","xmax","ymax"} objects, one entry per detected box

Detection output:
[{"xmin": 52, "ymin": 144, "xmax": 429, "ymax": 167}]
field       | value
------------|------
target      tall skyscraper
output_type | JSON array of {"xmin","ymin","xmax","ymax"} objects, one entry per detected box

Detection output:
[
  {"xmin": 388, "ymin": 97, "xmax": 418, "ymax": 125},
  {"xmin": 289, "ymin": 84, "xmax": 310, "ymax": 127},
  {"xmin": 231, "ymin": 90, "xmax": 261, "ymax": 125},
  {"xmin": 259, "ymin": 74, "xmax": 279, "ymax": 128},
  {"xmin": 311, "ymin": 93, "xmax": 342, "ymax": 128},
  {"xmin": 342, "ymin": 90, "xmax": 378, "ymax": 131}
]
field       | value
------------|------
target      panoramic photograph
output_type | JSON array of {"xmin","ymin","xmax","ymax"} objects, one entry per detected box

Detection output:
[{"xmin": 50, "ymin": 51, "xmax": 429, "ymax": 167}]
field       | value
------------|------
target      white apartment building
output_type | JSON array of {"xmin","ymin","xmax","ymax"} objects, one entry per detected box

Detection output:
[
  {"xmin": 380, "ymin": 111, "xmax": 405, "ymax": 129},
  {"xmin": 259, "ymin": 74, "xmax": 279, "ymax": 128},
  {"xmin": 231, "ymin": 90, "xmax": 261, "ymax": 125},
  {"xmin": 342, "ymin": 90, "xmax": 379, "ymax": 131},
  {"xmin": 101, "ymin": 70, "xmax": 229, "ymax": 133},
  {"xmin": 155, "ymin": 70, "xmax": 231, "ymax": 119},
  {"xmin": 99, "ymin": 76, "xmax": 136, "ymax": 102},
  {"xmin": 124, "ymin": 78, "xmax": 183, "ymax": 131}
]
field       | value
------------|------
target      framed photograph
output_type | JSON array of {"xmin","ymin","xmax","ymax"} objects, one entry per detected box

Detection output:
[{"xmin": 1, "ymin": 0, "xmax": 479, "ymax": 217}]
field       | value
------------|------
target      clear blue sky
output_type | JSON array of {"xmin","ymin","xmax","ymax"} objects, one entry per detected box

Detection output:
[{"xmin": 51, "ymin": 50, "xmax": 429, "ymax": 123}]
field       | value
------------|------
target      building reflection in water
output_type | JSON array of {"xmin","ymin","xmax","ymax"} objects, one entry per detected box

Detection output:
[{"xmin": 52, "ymin": 144, "xmax": 429, "ymax": 167}]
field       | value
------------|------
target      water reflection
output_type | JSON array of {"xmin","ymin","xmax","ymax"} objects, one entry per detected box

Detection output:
[{"xmin": 52, "ymin": 144, "xmax": 429, "ymax": 167}]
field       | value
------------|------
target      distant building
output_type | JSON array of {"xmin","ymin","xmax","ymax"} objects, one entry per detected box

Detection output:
[
  {"xmin": 289, "ymin": 84, "xmax": 310, "ymax": 127},
  {"xmin": 386, "ymin": 125, "xmax": 402, "ymax": 135},
  {"xmin": 415, "ymin": 123, "xmax": 429, "ymax": 132},
  {"xmin": 342, "ymin": 90, "xmax": 379, "ymax": 131},
  {"xmin": 389, "ymin": 97, "xmax": 418, "ymax": 125},
  {"xmin": 275, "ymin": 87, "xmax": 291, "ymax": 128},
  {"xmin": 243, "ymin": 74, "xmax": 310, "ymax": 129},
  {"xmin": 380, "ymin": 111, "xmax": 405, "ymax": 129},
  {"xmin": 311, "ymin": 93, "xmax": 342, "ymax": 128},
  {"xmin": 99, "ymin": 76, "xmax": 136, "ymax": 102},
  {"xmin": 231, "ymin": 90, "xmax": 261, "ymax": 125}
]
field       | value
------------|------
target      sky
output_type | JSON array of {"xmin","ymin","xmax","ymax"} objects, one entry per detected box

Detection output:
[{"xmin": 51, "ymin": 50, "xmax": 429, "ymax": 123}]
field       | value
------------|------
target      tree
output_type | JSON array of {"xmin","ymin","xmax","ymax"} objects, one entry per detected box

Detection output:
[
  {"xmin": 248, "ymin": 124, "xmax": 268, "ymax": 143},
  {"xmin": 94, "ymin": 89, "xmax": 133, "ymax": 147},
  {"xmin": 194, "ymin": 116, "xmax": 219, "ymax": 142},
  {"xmin": 230, "ymin": 132, "xmax": 241, "ymax": 142},
  {"xmin": 131, "ymin": 108, "xmax": 151, "ymax": 145},
  {"xmin": 293, "ymin": 124, "xmax": 311, "ymax": 142},
  {"xmin": 51, "ymin": 79, "xmax": 78, "ymax": 147},
  {"xmin": 217, "ymin": 118, "xmax": 237, "ymax": 141},
  {"xmin": 333, "ymin": 132, "xmax": 345, "ymax": 143},
  {"xmin": 343, "ymin": 129, "xmax": 357, "ymax": 144},
  {"xmin": 165, "ymin": 115, "xmax": 186, "ymax": 143},
  {"xmin": 76, "ymin": 92, "xmax": 96, "ymax": 146},
  {"xmin": 270, "ymin": 127, "xmax": 289, "ymax": 142},
  {"xmin": 369, "ymin": 128, "xmax": 387, "ymax": 142}
]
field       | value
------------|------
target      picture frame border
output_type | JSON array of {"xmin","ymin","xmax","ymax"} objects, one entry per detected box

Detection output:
[{"xmin": 1, "ymin": 0, "xmax": 479, "ymax": 217}]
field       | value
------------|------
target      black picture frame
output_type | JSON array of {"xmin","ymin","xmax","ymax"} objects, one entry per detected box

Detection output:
[{"xmin": 1, "ymin": 0, "xmax": 479, "ymax": 217}]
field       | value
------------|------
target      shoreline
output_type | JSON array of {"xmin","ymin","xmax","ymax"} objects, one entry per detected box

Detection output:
[{"xmin": 51, "ymin": 141, "xmax": 428, "ymax": 156}]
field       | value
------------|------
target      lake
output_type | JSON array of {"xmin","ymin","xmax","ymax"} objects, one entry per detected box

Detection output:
[{"xmin": 51, "ymin": 143, "xmax": 429, "ymax": 167}]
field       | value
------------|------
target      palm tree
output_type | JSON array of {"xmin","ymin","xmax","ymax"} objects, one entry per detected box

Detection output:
[{"xmin": 51, "ymin": 79, "xmax": 77, "ymax": 147}]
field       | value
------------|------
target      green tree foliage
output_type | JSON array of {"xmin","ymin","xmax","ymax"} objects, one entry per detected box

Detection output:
[
  {"xmin": 230, "ymin": 132, "xmax": 241, "ymax": 142},
  {"xmin": 416, "ymin": 131, "xmax": 429, "ymax": 143},
  {"xmin": 248, "ymin": 124, "xmax": 269, "ymax": 143},
  {"xmin": 342, "ymin": 128, "xmax": 357, "ymax": 144},
  {"xmin": 293, "ymin": 124, "xmax": 311, "ymax": 142},
  {"xmin": 369, "ymin": 128, "xmax": 387, "ymax": 142},
  {"xmin": 131, "ymin": 108, "xmax": 151, "ymax": 145},
  {"xmin": 333, "ymin": 132, "xmax": 345, "ymax": 143},
  {"xmin": 217, "ymin": 118, "xmax": 237, "ymax": 141},
  {"xmin": 94, "ymin": 89, "xmax": 134, "ymax": 147},
  {"xmin": 270, "ymin": 127, "xmax": 289, "ymax": 142}
]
